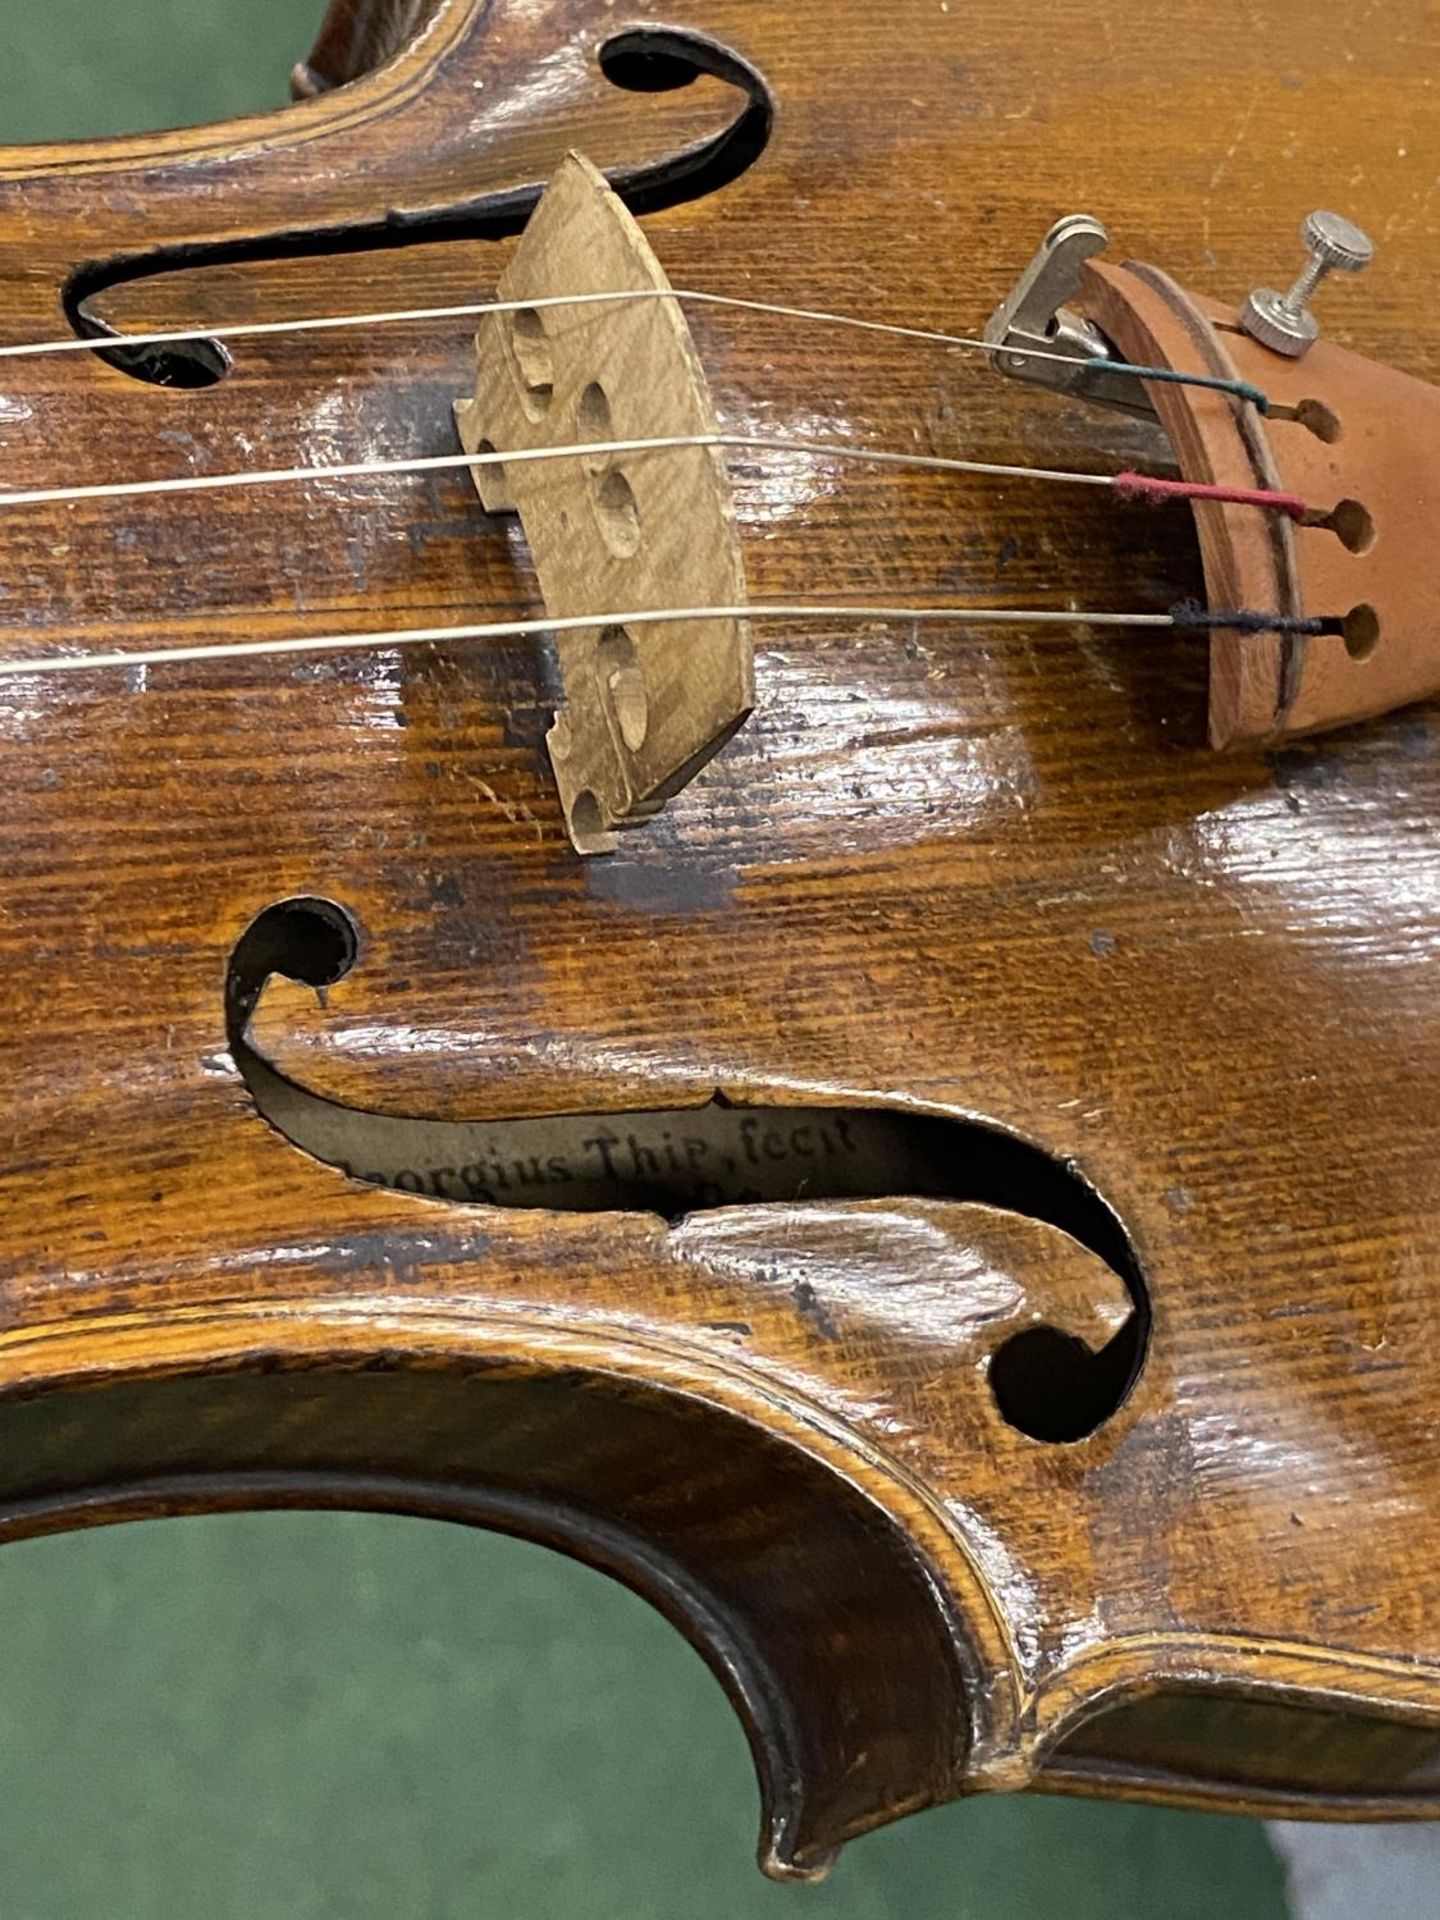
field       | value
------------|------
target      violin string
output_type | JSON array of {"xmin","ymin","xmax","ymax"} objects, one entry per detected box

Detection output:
[
  {"xmin": 0, "ymin": 600, "xmax": 1336, "ymax": 682},
  {"xmin": 0, "ymin": 290, "xmax": 1303, "ymax": 678},
  {"xmin": 0, "ymin": 285, "xmax": 1270, "ymax": 412},
  {"xmin": 0, "ymin": 432, "xmax": 1309, "ymax": 521},
  {"xmin": 0, "ymin": 432, "xmax": 1114, "ymax": 513}
]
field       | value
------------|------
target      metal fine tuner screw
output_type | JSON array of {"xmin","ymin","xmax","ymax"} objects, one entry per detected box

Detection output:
[{"xmin": 1240, "ymin": 210, "xmax": 1375, "ymax": 359}]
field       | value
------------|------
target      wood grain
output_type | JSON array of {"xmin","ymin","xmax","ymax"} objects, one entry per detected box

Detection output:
[
  {"xmin": 0, "ymin": 0, "xmax": 1437, "ymax": 1878},
  {"xmin": 457, "ymin": 151, "xmax": 751, "ymax": 851}
]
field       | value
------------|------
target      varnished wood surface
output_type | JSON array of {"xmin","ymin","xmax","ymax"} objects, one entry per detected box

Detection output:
[{"xmin": 0, "ymin": 0, "xmax": 1437, "ymax": 1877}]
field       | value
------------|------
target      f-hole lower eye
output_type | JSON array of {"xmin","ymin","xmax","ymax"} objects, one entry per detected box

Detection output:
[
  {"xmin": 81, "ymin": 330, "xmax": 232, "ymax": 391},
  {"xmin": 63, "ymin": 266, "xmax": 234, "ymax": 391}
]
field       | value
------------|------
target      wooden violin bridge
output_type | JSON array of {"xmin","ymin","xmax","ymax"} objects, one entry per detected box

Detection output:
[
  {"xmin": 989, "ymin": 214, "xmax": 1440, "ymax": 747},
  {"xmin": 455, "ymin": 151, "xmax": 752, "ymax": 854}
]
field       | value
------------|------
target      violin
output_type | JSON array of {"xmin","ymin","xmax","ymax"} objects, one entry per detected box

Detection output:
[{"xmin": 3, "ymin": 0, "xmax": 1438, "ymax": 1881}]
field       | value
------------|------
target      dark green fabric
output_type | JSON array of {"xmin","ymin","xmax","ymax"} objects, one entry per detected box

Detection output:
[
  {"xmin": 0, "ymin": 1519, "xmax": 1286, "ymax": 1917},
  {"xmin": 0, "ymin": 9, "xmax": 1288, "ymax": 1914},
  {"xmin": 4, "ymin": 1, "xmax": 331, "ymax": 143}
]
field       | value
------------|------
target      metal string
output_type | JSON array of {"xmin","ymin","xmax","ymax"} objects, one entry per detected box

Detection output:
[
  {"xmin": 0, "ymin": 288, "xmax": 1303, "ymax": 680},
  {"xmin": 0, "ymin": 284, "xmax": 1270, "ymax": 410},
  {"xmin": 0, "ymin": 601, "xmax": 1333, "ymax": 682},
  {"xmin": 0, "ymin": 431, "xmax": 1123, "ymax": 514},
  {"xmin": 0, "ymin": 286, "xmax": 1015, "ymax": 359}
]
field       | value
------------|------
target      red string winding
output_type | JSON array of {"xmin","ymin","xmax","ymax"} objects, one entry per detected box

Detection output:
[{"xmin": 1114, "ymin": 471, "xmax": 1309, "ymax": 522}]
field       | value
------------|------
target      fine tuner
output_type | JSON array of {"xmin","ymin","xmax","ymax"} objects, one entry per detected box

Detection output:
[
  {"xmin": 987, "ymin": 207, "xmax": 1377, "ymax": 407},
  {"xmin": 1240, "ymin": 209, "xmax": 1376, "ymax": 357}
]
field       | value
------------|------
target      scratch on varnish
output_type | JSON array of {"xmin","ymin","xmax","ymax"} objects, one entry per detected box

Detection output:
[
  {"xmin": 1208, "ymin": 87, "xmax": 1261, "ymax": 195},
  {"xmin": 468, "ymin": 772, "xmax": 544, "ymax": 839}
]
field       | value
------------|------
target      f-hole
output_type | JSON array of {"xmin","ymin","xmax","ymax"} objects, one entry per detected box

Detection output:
[
  {"xmin": 226, "ymin": 900, "xmax": 1151, "ymax": 1446},
  {"xmin": 64, "ymin": 27, "xmax": 775, "ymax": 388}
]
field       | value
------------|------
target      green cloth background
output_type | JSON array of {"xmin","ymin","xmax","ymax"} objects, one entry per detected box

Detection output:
[{"xmin": 0, "ymin": 6, "xmax": 1287, "ymax": 1914}]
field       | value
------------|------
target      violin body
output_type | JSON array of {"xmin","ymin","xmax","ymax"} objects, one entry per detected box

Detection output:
[{"xmin": 2, "ymin": 0, "xmax": 1438, "ymax": 1877}]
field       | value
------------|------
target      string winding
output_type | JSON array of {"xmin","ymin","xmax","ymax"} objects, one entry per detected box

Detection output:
[
  {"xmin": 1090, "ymin": 359, "xmax": 1269, "ymax": 415},
  {"xmin": 1114, "ymin": 471, "xmax": 1310, "ymax": 523}
]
